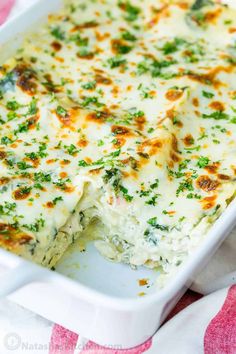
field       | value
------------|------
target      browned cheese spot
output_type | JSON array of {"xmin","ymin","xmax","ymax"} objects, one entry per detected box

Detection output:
[
  {"xmin": 13, "ymin": 187, "xmax": 31, "ymax": 200},
  {"xmin": 111, "ymin": 125, "xmax": 132, "ymax": 136},
  {"xmin": 201, "ymin": 195, "xmax": 217, "ymax": 210},
  {"xmin": 14, "ymin": 64, "xmax": 37, "ymax": 95},
  {"xmin": 71, "ymin": 21, "xmax": 98, "ymax": 32},
  {"xmin": 51, "ymin": 41, "xmax": 62, "ymax": 51},
  {"xmin": 138, "ymin": 138, "xmax": 163, "ymax": 158},
  {"xmin": 89, "ymin": 168, "xmax": 103, "ymax": 175},
  {"xmin": 77, "ymin": 51, "xmax": 94, "ymax": 59},
  {"xmin": 46, "ymin": 201, "xmax": 54, "ymax": 208},
  {"xmin": 165, "ymin": 89, "xmax": 184, "ymax": 101},
  {"xmin": 192, "ymin": 98, "xmax": 199, "ymax": 107},
  {"xmin": 0, "ymin": 223, "xmax": 33, "ymax": 249},
  {"xmin": 147, "ymin": 5, "xmax": 169, "ymax": 27},
  {"xmin": 196, "ymin": 175, "xmax": 219, "ymax": 192},
  {"xmin": 187, "ymin": 66, "xmax": 233, "ymax": 88},
  {"xmin": 217, "ymin": 174, "xmax": 231, "ymax": 181},
  {"xmin": 0, "ymin": 177, "xmax": 10, "ymax": 185},
  {"xmin": 209, "ymin": 101, "xmax": 225, "ymax": 111},
  {"xmin": 205, "ymin": 163, "xmax": 220, "ymax": 174},
  {"xmin": 0, "ymin": 151, "xmax": 7, "ymax": 160},
  {"xmin": 78, "ymin": 138, "xmax": 88, "ymax": 148},
  {"xmin": 204, "ymin": 8, "xmax": 222, "ymax": 24},
  {"xmin": 95, "ymin": 74, "xmax": 112, "ymax": 85},
  {"xmin": 183, "ymin": 134, "xmax": 194, "ymax": 146}
]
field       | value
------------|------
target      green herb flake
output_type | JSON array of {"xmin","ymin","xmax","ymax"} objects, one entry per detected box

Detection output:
[
  {"xmin": 197, "ymin": 156, "xmax": 210, "ymax": 168},
  {"xmin": 121, "ymin": 31, "xmax": 137, "ymax": 42},
  {"xmin": 51, "ymin": 27, "xmax": 65, "ymax": 41},
  {"xmin": 56, "ymin": 106, "xmax": 68, "ymax": 118},
  {"xmin": 202, "ymin": 111, "xmax": 229, "ymax": 120},
  {"xmin": 147, "ymin": 217, "xmax": 169, "ymax": 231},
  {"xmin": 78, "ymin": 160, "xmax": 89, "ymax": 167},
  {"xmin": 52, "ymin": 196, "xmax": 63, "ymax": 205},
  {"xmin": 202, "ymin": 91, "xmax": 214, "ymax": 99},
  {"xmin": 82, "ymin": 81, "xmax": 96, "ymax": 90},
  {"xmin": 107, "ymin": 56, "xmax": 127, "ymax": 69},
  {"xmin": 6, "ymin": 100, "xmax": 21, "ymax": 111}
]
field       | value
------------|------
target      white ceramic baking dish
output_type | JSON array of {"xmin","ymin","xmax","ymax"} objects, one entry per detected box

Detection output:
[{"xmin": 0, "ymin": 0, "xmax": 236, "ymax": 349}]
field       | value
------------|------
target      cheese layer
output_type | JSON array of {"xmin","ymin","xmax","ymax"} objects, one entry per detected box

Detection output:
[{"xmin": 0, "ymin": 0, "xmax": 236, "ymax": 279}]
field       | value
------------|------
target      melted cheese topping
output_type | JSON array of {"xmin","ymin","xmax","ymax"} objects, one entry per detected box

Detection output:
[{"xmin": 0, "ymin": 0, "xmax": 236, "ymax": 280}]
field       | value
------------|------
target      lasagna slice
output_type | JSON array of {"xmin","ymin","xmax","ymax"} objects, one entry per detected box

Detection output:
[{"xmin": 0, "ymin": 0, "xmax": 236, "ymax": 280}]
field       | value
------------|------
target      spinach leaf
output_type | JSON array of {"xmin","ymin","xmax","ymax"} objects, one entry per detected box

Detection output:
[
  {"xmin": 191, "ymin": 0, "xmax": 213, "ymax": 11},
  {"xmin": 0, "ymin": 71, "xmax": 17, "ymax": 97}
]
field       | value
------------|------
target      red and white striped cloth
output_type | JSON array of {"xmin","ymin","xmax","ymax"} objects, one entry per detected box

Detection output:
[
  {"xmin": 0, "ymin": 286, "xmax": 235, "ymax": 353},
  {"xmin": 0, "ymin": 1, "xmax": 236, "ymax": 353}
]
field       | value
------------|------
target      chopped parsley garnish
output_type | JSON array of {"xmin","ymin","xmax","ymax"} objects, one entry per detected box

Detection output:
[
  {"xmin": 138, "ymin": 180, "xmax": 160, "ymax": 205},
  {"xmin": 69, "ymin": 34, "xmax": 89, "ymax": 47},
  {"xmin": 137, "ymin": 58, "xmax": 177, "ymax": 78},
  {"xmin": 167, "ymin": 167, "xmax": 185, "ymax": 179},
  {"xmin": 202, "ymin": 111, "xmax": 229, "ymax": 120},
  {"xmin": 231, "ymin": 117, "xmax": 236, "ymax": 124},
  {"xmin": 150, "ymin": 179, "xmax": 159, "ymax": 189},
  {"xmin": 64, "ymin": 144, "xmax": 80, "ymax": 156},
  {"xmin": 38, "ymin": 142, "xmax": 48, "ymax": 158},
  {"xmin": 26, "ymin": 98, "xmax": 38, "ymax": 116},
  {"xmin": 191, "ymin": 0, "xmax": 213, "ymax": 10},
  {"xmin": 78, "ymin": 160, "xmax": 89, "ymax": 167},
  {"xmin": 147, "ymin": 217, "xmax": 169, "ymax": 231},
  {"xmin": 51, "ymin": 26, "xmax": 65, "ymax": 40},
  {"xmin": 103, "ymin": 168, "xmax": 119, "ymax": 184},
  {"xmin": 77, "ymin": 48, "xmax": 94, "ymax": 58},
  {"xmin": 109, "ymin": 149, "xmax": 121, "ymax": 158},
  {"xmin": 179, "ymin": 159, "xmax": 190, "ymax": 171},
  {"xmin": 56, "ymin": 106, "xmax": 68, "ymax": 117},
  {"xmin": 147, "ymin": 127, "xmax": 154, "ymax": 133},
  {"xmin": 52, "ymin": 196, "xmax": 63, "ymax": 205},
  {"xmin": 1, "ymin": 136, "xmax": 13, "ymax": 145},
  {"xmin": 107, "ymin": 56, "xmax": 127, "ymax": 69},
  {"xmin": 121, "ymin": 31, "xmax": 137, "ymax": 41},
  {"xmin": 187, "ymin": 193, "xmax": 201, "ymax": 199},
  {"xmin": 145, "ymin": 195, "xmax": 159, "ymax": 206},
  {"xmin": 0, "ymin": 202, "xmax": 16, "ymax": 216},
  {"xmin": 184, "ymin": 145, "xmax": 201, "ymax": 152},
  {"xmin": 113, "ymin": 41, "xmax": 133, "ymax": 54},
  {"xmin": 103, "ymin": 167, "xmax": 133, "ymax": 202},
  {"xmin": 53, "ymin": 178, "xmax": 71, "ymax": 190},
  {"xmin": 14, "ymin": 121, "xmax": 30, "ymax": 134},
  {"xmin": 119, "ymin": 185, "xmax": 133, "ymax": 201},
  {"xmin": 17, "ymin": 161, "xmax": 32, "ymax": 170},
  {"xmin": 81, "ymin": 96, "xmax": 104, "ymax": 108},
  {"xmin": 23, "ymin": 217, "xmax": 45, "ymax": 232},
  {"xmin": 98, "ymin": 140, "xmax": 104, "ymax": 146},
  {"xmin": 161, "ymin": 37, "xmax": 186, "ymax": 55},
  {"xmin": 34, "ymin": 172, "xmax": 51, "ymax": 183},
  {"xmin": 176, "ymin": 179, "xmax": 194, "ymax": 196},
  {"xmin": 6, "ymin": 100, "xmax": 21, "ymax": 111},
  {"xmin": 7, "ymin": 111, "xmax": 17, "ymax": 121},
  {"xmin": 82, "ymin": 81, "xmax": 96, "ymax": 90},
  {"xmin": 197, "ymin": 156, "xmax": 210, "ymax": 168},
  {"xmin": 118, "ymin": 1, "xmax": 141, "ymax": 22},
  {"xmin": 25, "ymin": 143, "xmax": 48, "ymax": 160},
  {"xmin": 202, "ymin": 90, "xmax": 214, "ymax": 99},
  {"xmin": 127, "ymin": 110, "xmax": 144, "ymax": 119}
]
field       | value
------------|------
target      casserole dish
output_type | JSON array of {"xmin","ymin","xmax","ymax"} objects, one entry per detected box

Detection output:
[{"xmin": 0, "ymin": 0, "xmax": 236, "ymax": 348}]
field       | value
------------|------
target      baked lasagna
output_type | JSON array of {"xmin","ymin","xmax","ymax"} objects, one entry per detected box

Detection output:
[{"xmin": 0, "ymin": 0, "xmax": 236, "ymax": 281}]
